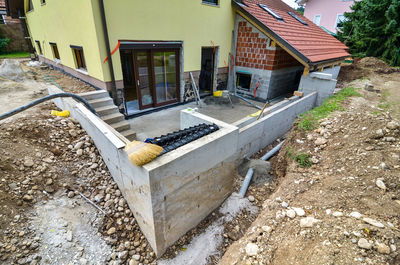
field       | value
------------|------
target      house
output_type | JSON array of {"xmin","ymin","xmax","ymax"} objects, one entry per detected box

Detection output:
[
  {"xmin": 6, "ymin": 0, "xmax": 348, "ymax": 117},
  {"xmin": 297, "ymin": 0, "xmax": 356, "ymax": 33}
]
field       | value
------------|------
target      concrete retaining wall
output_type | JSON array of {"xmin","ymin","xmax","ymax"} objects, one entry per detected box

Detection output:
[
  {"xmin": 0, "ymin": 24, "xmax": 29, "ymax": 52},
  {"xmin": 299, "ymin": 72, "xmax": 337, "ymax": 106}
]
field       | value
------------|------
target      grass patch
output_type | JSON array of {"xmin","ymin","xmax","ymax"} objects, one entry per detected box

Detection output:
[
  {"xmin": 298, "ymin": 87, "xmax": 361, "ymax": 131},
  {"xmin": 0, "ymin": 51, "xmax": 30, "ymax": 59},
  {"xmin": 286, "ymin": 147, "xmax": 312, "ymax": 168}
]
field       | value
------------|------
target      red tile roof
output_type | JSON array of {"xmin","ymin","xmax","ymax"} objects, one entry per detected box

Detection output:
[{"xmin": 233, "ymin": 0, "xmax": 350, "ymax": 65}]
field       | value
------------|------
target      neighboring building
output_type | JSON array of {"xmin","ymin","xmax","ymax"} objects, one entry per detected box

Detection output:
[
  {"xmin": 297, "ymin": 0, "xmax": 356, "ymax": 33},
  {"xmin": 0, "ymin": 0, "xmax": 20, "ymax": 24},
  {"xmin": 8, "ymin": 0, "xmax": 348, "ymax": 118}
]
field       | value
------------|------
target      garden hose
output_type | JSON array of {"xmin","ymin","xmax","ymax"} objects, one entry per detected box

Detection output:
[{"xmin": 0, "ymin": 93, "xmax": 98, "ymax": 121}]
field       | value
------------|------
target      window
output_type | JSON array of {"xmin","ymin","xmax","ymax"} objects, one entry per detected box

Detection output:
[
  {"xmin": 41, "ymin": 0, "xmax": 46, "ymax": 4},
  {"xmin": 288, "ymin": 11, "xmax": 308, "ymax": 26},
  {"xmin": 50, "ymin": 43, "xmax": 60, "ymax": 60},
  {"xmin": 35, "ymin": 41, "xmax": 42, "ymax": 55},
  {"xmin": 259, "ymin": 4, "xmax": 283, "ymax": 21},
  {"xmin": 71, "ymin": 46, "xmax": 86, "ymax": 71},
  {"xmin": 236, "ymin": 72, "xmax": 252, "ymax": 91},
  {"xmin": 313, "ymin": 14, "xmax": 321, "ymax": 26},
  {"xmin": 335, "ymin": 14, "xmax": 347, "ymax": 29},
  {"xmin": 202, "ymin": 0, "xmax": 218, "ymax": 5},
  {"xmin": 28, "ymin": 0, "xmax": 34, "ymax": 11}
]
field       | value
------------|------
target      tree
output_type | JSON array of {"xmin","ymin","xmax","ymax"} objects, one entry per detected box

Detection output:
[
  {"xmin": 296, "ymin": 6, "xmax": 304, "ymax": 15},
  {"xmin": 338, "ymin": 0, "xmax": 400, "ymax": 66}
]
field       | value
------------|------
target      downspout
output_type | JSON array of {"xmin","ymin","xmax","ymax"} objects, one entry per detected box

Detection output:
[{"xmin": 98, "ymin": 0, "xmax": 118, "ymax": 106}]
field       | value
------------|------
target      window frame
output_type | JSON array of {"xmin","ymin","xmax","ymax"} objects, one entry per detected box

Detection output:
[
  {"xmin": 41, "ymin": 0, "xmax": 46, "ymax": 5},
  {"xmin": 335, "ymin": 14, "xmax": 346, "ymax": 29},
  {"xmin": 35, "ymin": 40, "xmax": 42, "ymax": 55},
  {"xmin": 202, "ymin": 0, "xmax": 219, "ymax": 7},
  {"xmin": 71, "ymin": 45, "xmax": 87, "ymax": 71},
  {"xmin": 313, "ymin": 14, "xmax": 322, "ymax": 26},
  {"xmin": 50, "ymin": 42, "xmax": 60, "ymax": 60},
  {"xmin": 27, "ymin": 0, "xmax": 34, "ymax": 12}
]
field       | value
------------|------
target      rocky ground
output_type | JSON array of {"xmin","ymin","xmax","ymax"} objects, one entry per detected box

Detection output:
[{"xmin": 1, "ymin": 57, "xmax": 400, "ymax": 265}]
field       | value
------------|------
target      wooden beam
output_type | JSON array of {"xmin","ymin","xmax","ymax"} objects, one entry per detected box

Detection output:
[
  {"xmin": 236, "ymin": 10, "xmax": 309, "ymax": 68},
  {"xmin": 303, "ymin": 67, "xmax": 309, "ymax": 76}
]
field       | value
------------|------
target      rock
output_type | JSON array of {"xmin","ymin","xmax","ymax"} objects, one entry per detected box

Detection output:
[
  {"xmin": 376, "ymin": 179, "xmax": 387, "ymax": 190},
  {"xmin": 383, "ymin": 137, "xmax": 396, "ymax": 142},
  {"xmin": 376, "ymin": 242, "xmax": 390, "ymax": 254},
  {"xmin": 300, "ymin": 217, "xmax": 319, "ymax": 228},
  {"xmin": 65, "ymin": 230, "xmax": 72, "ymax": 242},
  {"xmin": 292, "ymin": 207, "xmax": 305, "ymax": 217},
  {"xmin": 375, "ymin": 129, "xmax": 384, "ymax": 138},
  {"xmin": 74, "ymin": 141, "xmax": 84, "ymax": 150},
  {"xmin": 67, "ymin": 191, "xmax": 75, "ymax": 198},
  {"xmin": 248, "ymin": 196, "xmax": 255, "ymax": 202},
  {"xmin": 363, "ymin": 218, "xmax": 384, "ymax": 228},
  {"xmin": 23, "ymin": 195, "xmax": 33, "ymax": 202},
  {"xmin": 46, "ymin": 178, "xmax": 53, "ymax": 185},
  {"xmin": 333, "ymin": 211, "xmax": 343, "ymax": 217},
  {"xmin": 107, "ymin": 227, "xmax": 116, "ymax": 235},
  {"xmin": 281, "ymin": 201, "xmax": 289, "ymax": 208},
  {"xmin": 132, "ymin": 254, "xmax": 140, "ymax": 261},
  {"xmin": 118, "ymin": 251, "xmax": 128, "ymax": 260},
  {"xmin": 390, "ymin": 244, "xmax": 397, "ymax": 252},
  {"xmin": 364, "ymin": 82, "xmax": 374, "ymax": 91},
  {"xmin": 90, "ymin": 163, "xmax": 99, "ymax": 169},
  {"xmin": 358, "ymin": 238, "xmax": 372, "ymax": 249},
  {"xmin": 349, "ymin": 212, "xmax": 362, "ymax": 219},
  {"xmin": 129, "ymin": 260, "xmax": 139, "ymax": 265},
  {"xmin": 386, "ymin": 121, "xmax": 399, "ymax": 130},
  {"xmin": 76, "ymin": 149, "xmax": 83, "ymax": 156},
  {"xmin": 286, "ymin": 209, "xmax": 296, "ymax": 219},
  {"xmin": 245, "ymin": 243, "xmax": 259, "ymax": 256},
  {"xmin": 79, "ymin": 258, "xmax": 88, "ymax": 265},
  {"xmin": 315, "ymin": 138, "xmax": 327, "ymax": 146},
  {"xmin": 262, "ymin": 226, "xmax": 272, "ymax": 233},
  {"xmin": 24, "ymin": 157, "xmax": 34, "ymax": 167}
]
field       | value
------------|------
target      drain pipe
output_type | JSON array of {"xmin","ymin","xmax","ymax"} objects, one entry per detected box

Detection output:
[
  {"xmin": 239, "ymin": 140, "xmax": 285, "ymax": 197},
  {"xmin": 98, "ymin": 0, "xmax": 118, "ymax": 105},
  {"xmin": 233, "ymin": 93, "xmax": 262, "ymax": 110}
]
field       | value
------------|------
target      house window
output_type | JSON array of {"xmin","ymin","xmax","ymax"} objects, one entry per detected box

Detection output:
[
  {"xmin": 236, "ymin": 72, "xmax": 252, "ymax": 91},
  {"xmin": 28, "ymin": 0, "xmax": 34, "ymax": 11},
  {"xmin": 35, "ymin": 41, "xmax": 42, "ymax": 55},
  {"xmin": 202, "ymin": 0, "xmax": 218, "ymax": 6},
  {"xmin": 313, "ymin": 14, "xmax": 321, "ymax": 26},
  {"xmin": 335, "ymin": 14, "xmax": 347, "ymax": 29},
  {"xmin": 71, "ymin": 46, "xmax": 86, "ymax": 71},
  {"xmin": 50, "ymin": 43, "xmax": 60, "ymax": 60},
  {"xmin": 41, "ymin": 0, "xmax": 46, "ymax": 4}
]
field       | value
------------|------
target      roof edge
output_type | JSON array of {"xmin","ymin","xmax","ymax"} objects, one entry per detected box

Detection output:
[{"xmin": 232, "ymin": 0, "xmax": 311, "ymax": 66}]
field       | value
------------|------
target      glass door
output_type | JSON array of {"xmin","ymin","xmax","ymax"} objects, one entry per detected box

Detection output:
[
  {"xmin": 153, "ymin": 51, "xmax": 178, "ymax": 106},
  {"xmin": 134, "ymin": 51, "xmax": 154, "ymax": 109}
]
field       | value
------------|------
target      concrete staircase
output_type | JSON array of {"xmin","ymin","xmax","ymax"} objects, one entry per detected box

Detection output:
[{"xmin": 79, "ymin": 90, "xmax": 136, "ymax": 141}]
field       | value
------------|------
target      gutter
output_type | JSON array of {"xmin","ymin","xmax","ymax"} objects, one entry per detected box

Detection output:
[{"xmin": 98, "ymin": 0, "xmax": 118, "ymax": 106}]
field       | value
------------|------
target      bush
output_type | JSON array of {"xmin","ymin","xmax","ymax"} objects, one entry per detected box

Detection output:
[{"xmin": 0, "ymin": 38, "xmax": 10, "ymax": 54}]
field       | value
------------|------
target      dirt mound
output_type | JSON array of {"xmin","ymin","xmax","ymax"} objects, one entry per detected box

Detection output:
[{"xmin": 358, "ymin": 57, "xmax": 396, "ymax": 74}]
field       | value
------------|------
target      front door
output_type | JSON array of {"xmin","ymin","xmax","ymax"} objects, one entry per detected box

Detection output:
[{"xmin": 121, "ymin": 48, "xmax": 180, "ymax": 113}]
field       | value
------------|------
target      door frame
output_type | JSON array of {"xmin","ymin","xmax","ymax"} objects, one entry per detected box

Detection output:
[
  {"xmin": 123, "ymin": 47, "xmax": 181, "ymax": 110},
  {"xmin": 200, "ymin": 46, "xmax": 220, "ymax": 94}
]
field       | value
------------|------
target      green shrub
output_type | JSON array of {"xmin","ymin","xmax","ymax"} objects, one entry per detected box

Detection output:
[{"xmin": 0, "ymin": 38, "xmax": 10, "ymax": 54}]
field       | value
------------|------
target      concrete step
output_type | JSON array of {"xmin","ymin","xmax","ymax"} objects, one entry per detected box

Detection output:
[
  {"xmin": 79, "ymin": 90, "xmax": 109, "ymax": 101},
  {"xmin": 101, "ymin": 112, "xmax": 125, "ymax": 124},
  {"xmin": 96, "ymin": 105, "xmax": 119, "ymax": 116},
  {"xmin": 111, "ymin": 120, "xmax": 131, "ymax": 132},
  {"xmin": 89, "ymin": 97, "xmax": 114, "ymax": 108},
  {"xmin": 121, "ymin": 129, "xmax": 137, "ymax": 141}
]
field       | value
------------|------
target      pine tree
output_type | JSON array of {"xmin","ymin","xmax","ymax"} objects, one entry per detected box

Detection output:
[{"xmin": 338, "ymin": 0, "xmax": 400, "ymax": 66}]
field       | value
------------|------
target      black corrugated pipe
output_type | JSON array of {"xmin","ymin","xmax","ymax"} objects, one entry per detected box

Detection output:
[{"xmin": 98, "ymin": 0, "xmax": 118, "ymax": 106}]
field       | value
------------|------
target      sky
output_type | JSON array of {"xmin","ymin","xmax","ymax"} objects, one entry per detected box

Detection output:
[{"xmin": 282, "ymin": 0, "xmax": 299, "ymax": 8}]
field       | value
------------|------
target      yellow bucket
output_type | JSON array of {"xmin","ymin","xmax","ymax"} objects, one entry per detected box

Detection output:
[{"xmin": 213, "ymin": 91, "xmax": 223, "ymax": 97}]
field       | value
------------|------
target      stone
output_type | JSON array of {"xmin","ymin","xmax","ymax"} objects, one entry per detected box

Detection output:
[
  {"xmin": 292, "ymin": 207, "xmax": 305, "ymax": 217},
  {"xmin": 65, "ymin": 230, "xmax": 72, "ymax": 242},
  {"xmin": 386, "ymin": 121, "xmax": 399, "ymax": 130},
  {"xmin": 132, "ymin": 254, "xmax": 140, "ymax": 261},
  {"xmin": 245, "ymin": 243, "xmax": 259, "ymax": 256},
  {"xmin": 67, "ymin": 191, "xmax": 75, "ymax": 198},
  {"xmin": 76, "ymin": 149, "xmax": 83, "ymax": 156},
  {"xmin": 300, "ymin": 217, "xmax": 319, "ymax": 228},
  {"xmin": 129, "ymin": 260, "xmax": 139, "ymax": 265},
  {"xmin": 390, "ymin": 244, "xmax": 397, "ymax": 252},
  {"xmin": 74, "ymin": 141, "xmax": 84, "ymax": 150},
  {"xmin": 286, "ymin": 209, "xmax": 296, "ymax": 219},
  {"xmin": 262, "ymin": 226, "xmax": 272, "ymax": 233},
  {"xmin": 364, "ymin": 82, "xmax": 374, "ymax": 91},
  {"xmin": 349, "ymin": 212, "xmax": 362, "ymax": 219},
  {"xmin": 315, "ymin": 138, "xmax": 327, "ymax": 146},
  {"xmin": 46, "ymin": 178, "xmax": 53, "ymax": 186},
  {"xmin": 333, "ymin": 211, "xmax": 343, "ymax": 217},
  {"xmin": 358, "ymin": 238, "xmax": 372, "ymax": 250},
  {"xmin": 375, "ymin": 129, "xmax": 384, "ymax": 138},
  {"xmin": 248, "ymin": 196, "xmax": 255, "ymax": 202},
  {"xmin": 24, "ymin": 157, "xmax": 34, "ymax": 167},
  {"xmin": 281, "ymin": 201, "xmax": 289, "ymax": 208},
  {"xmin": 107, "ymin": 227, "xmax": 116, "ymax": 235},
  {"xmin": 376, "ymin": 242, "xmax": 390, "ymax": 254},
  {"xmin": 363, "ymin": 218, "xmax": 384, "ymax": 228},
  {"xmin": 376, "ymin": 179, "xmax": 386, "ymax": 190},
  {"xmin": 23, "ymin": 195, "xmax": 33, "ymax": 202}
]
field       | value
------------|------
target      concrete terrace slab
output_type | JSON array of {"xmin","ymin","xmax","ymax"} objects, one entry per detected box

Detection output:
[{"xmin": 129, "ymin": 99, "xmax": 263, "ymax": 141}]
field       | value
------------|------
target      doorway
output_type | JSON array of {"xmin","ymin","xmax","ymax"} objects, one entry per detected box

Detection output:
[
  {"xmin": 120, "ymin": 49, "xmax": 180, "ymax": 114},
  {"xmin": 199, "ymin": 47, "xmax": 216, "ymax": 95}
]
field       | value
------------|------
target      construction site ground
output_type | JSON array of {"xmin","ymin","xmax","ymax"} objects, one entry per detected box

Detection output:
[{"xmin": 0, "ymin": 58, "xmax": 399, "ymax": 265}]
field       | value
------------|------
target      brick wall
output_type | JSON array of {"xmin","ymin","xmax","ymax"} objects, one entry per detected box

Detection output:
[{"xmin": 235, "ymin": 21, "xmax": 301, "ymax": 71}]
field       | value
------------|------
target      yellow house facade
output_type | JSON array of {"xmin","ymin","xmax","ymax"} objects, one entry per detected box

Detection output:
[{"xmin": 25, "ymin": 0, "xmax": 235, "ymax": 115}]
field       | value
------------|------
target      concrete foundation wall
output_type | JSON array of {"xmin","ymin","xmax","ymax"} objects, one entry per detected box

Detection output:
[
  {"xmin": 237, "ymin": 92, "xmax": 318, "ymax": 159},
  {"xmin": 299, "ymin": 72, "xmax": 337, "ymax": 106}
]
